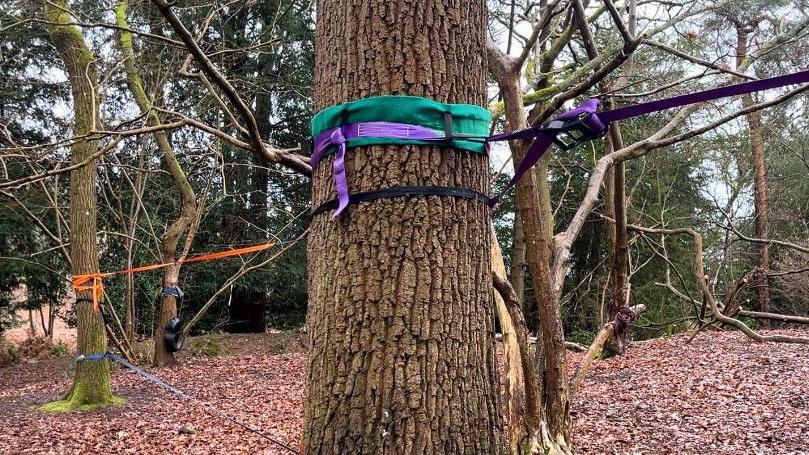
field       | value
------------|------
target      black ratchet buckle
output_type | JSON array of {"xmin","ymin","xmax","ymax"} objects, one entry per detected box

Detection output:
[{"xmin": 545, "ymin": 111, "xmax": 609, "ymax": 151}]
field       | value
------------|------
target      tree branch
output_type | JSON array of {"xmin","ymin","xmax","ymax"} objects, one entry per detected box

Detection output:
[{"xmin": 149, "ymin": 0, "xmax": 311, "ymax": 176}]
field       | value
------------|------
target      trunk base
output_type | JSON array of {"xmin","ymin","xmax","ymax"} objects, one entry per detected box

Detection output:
[
  {"xmin": 523, "ymin": 425, "xmax": 573, "ymax": 455},
  {"xmin": 40, "ymin": 395, "xmax": 125, "ymax": 413},
  {"xmin": 42, "ymin": 377, "xmax": 124, "ymax": 412}
]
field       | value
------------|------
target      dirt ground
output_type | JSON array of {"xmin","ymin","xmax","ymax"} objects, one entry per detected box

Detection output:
[{"xmin": 1, "ymin": 329, "xmax": 807, "ymax": 454}]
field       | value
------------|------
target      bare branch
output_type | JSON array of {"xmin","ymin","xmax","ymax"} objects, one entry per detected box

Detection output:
[
  {"xmin": 627, "ymin": 224, "xmax": 809, "ymax": 344},
  {"xmin": 647, "ymin": 40, "xmax": 755, "ymax": 80},
  {"xmin": 149, "ymin": 0, "xmax": 311, "ymax": 175}
]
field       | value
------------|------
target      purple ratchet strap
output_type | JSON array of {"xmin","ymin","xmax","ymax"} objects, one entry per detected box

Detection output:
[{"xmin": 313, "ymin": 69, "xmax": 809, "ymax": 217}]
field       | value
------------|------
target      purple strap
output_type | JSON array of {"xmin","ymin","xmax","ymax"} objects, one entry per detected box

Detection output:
[
  {"xmin": 487, "ymin": 98, "xmax": 604, "ymax": 206},
  {"xmin": 312, "ymin": 122, "xmax": 448, "ymax": 217},
  {"xmin": 600, "ymin": 69, "xmax": 809, "ymax": 123},
  {"xmin": 330, "ymin": 129, "xmax": 349, "ymax": 218},
  {"xmin": 313, "ymin": 69, "xmax": 809, "ymax": 217},
  {"xmin": 487, "ymin": 70, "xmax": 809, "ymax": 206}
]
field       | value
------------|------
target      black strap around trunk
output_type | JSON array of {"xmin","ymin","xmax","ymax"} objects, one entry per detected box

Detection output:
[{"xmin": 310, "ymin": 185, "xmax": 490, "ymax": 218}]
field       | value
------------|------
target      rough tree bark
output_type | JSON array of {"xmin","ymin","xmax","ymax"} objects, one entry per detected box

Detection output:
[
  {"xmin": 488, "ymin": 26, "xmax": 572, "ymax": 454},
  {"xmin": 303, "ymin": 1, "xmax": 502, "ymax": 454},
  {"xmin": 735, "ymin": 21, "xmax": 771, "ymax": 319},
  {"xmin": 492, "ymin": 228, "xmax": 528, "ymax": 455},
  {"xmin": 116, "ymin": 0, "xmax": 198, "ymax": 366},
  {"xmin": 44, "ymin": 0, "xmax": 113, "ymax": 408}
]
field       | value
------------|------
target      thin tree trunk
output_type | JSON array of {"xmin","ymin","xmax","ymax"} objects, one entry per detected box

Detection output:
[
  {"xmin": 493, "ymin": 228, "xmax": 528, "ymax": 455},
  {"xmin": 604, "ymin": 127, "xmax": 629, "ymax": 355},
  {"xmin": 48, "ymin": 302, "xmax": 56, "ymax": 339},
  {"xmin": 490, "ymin": 58, "xmax": 571, "ymax": 453},
  {"xmin": 44, "ymin": 0, "xmax": 113, "ymax": 407},
  {"xmin": 492, "ymin": 271, "xmax": 546, "ymax": 455},
  {"xmin": 511, "ymin": 211, "xmax": 526, "ymax": 307},
  {"xmin": 608, "ymin": 131, "xmax": 629, "ymax": 318},
  {"xmin": 28, "ymin": 308, "xmax": 35, "ymax": 336},
  {"xmin": 124, "ymin": 267, "xmax": 135, "ymax": 340},
  {"xmin": 123, "ymin": 154, "xmax": 144, "ymax": 342},
  {"xmin": 304, "ymin": 1, "xmax": 501, "ymax": 453},
  {"xmin": 116, "ymin": 0, "xmax": 198, "ymax": 366},
  {"xmin": 610, "ymin": 0, "xmax": 636, "ymax": 322},
  {"xmin": 735, "ymin": 22, "xmax": 771, "ymax": 321},
  {"xmin": 38, "ymin": 306, "xmax": 47, "ymax": 338}
]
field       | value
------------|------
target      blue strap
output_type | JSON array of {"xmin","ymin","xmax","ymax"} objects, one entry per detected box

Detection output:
[
  {"xmin": 162, "ymin": 286, "xmax": 184, "ymax": 299},
  {"xmin": 78, "ymin": 353, "xmax": 109, "ymax": 362}
]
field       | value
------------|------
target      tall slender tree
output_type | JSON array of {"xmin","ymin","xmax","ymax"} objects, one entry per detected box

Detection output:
[
  {"xmin": 116, "ymin": 0, "xmax": 198, "ymax": 367},
  {"xmin": 303, "ymin": 1, "xmax": 502, "ymax": 453},
  {"xmin": 43, "ymin": 0, "xmax": 114, "ymax": 408},
  {"xmin": 734, "ymin": 18, "xmax": 771, "ymax": 318}
]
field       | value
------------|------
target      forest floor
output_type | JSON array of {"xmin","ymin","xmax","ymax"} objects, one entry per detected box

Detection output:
[{"xmin": 1, "ymin": 329, "xmax": 807, "ymax": 455}]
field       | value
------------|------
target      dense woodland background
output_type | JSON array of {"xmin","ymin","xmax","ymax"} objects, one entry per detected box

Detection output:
[{"xmin": 0, "ymin": 0, "xmax": 807, "ymax": 347}]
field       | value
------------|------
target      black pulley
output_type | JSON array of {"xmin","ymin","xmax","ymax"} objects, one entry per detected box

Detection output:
[{"xmin": 163, "ymin": 317, "xmax": 184, "ymax": 353}]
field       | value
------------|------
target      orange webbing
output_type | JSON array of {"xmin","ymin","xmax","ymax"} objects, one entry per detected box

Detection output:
[
  {"xmin": 72, "ymin": 273, "xmax": 105, "ymax": 312},
  {"xmin": 181, "ymin": 242, "xmax": 275, "ymax": 264},
  {"xmin": 70, "ymin": 242, "xmax": 275, "ymax": 312}
]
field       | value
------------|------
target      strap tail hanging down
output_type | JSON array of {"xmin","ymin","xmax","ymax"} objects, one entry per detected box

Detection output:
[{"xmin": 72, "ymin": 273, "xmax": 106, "ymax": 312}]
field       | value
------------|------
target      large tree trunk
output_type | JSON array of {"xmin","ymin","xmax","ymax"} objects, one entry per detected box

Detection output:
[
  {"xmin": 44, "ymin": 0, "xmax": 113, "ymax": 407},
  {"xmin": 735, "ymin": 23, "xmax": 771, "ymax": 319},
  {"xmin": 303, "ymin": 1, "xmax": 502, "ymax": 453}
]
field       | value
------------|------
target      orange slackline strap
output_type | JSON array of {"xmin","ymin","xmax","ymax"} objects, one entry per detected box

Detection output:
[
  {"xmin": 181, "ymin": 242, "xmax": 276, "ymax": 264},
  {"xmin": 71, "ymin": 242, "xmax": 275, "ymax": 311},
  {"xmin": 72, "ymin": 273, "xmax": 105, "ymax": 312}
]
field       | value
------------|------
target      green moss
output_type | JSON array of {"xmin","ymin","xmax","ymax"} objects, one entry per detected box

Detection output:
[
  {"xmin": 49, "ymin": 342, "xmax": 69, "ymax": 358},
  {"xmin": 44, "ymin": 1, "xmax": 96, "ymax": 67},
  {"xmin": 115, "ymin": 2, "xmax": 132, "ymax": 48},
  {"xmin": 39, "ymin": 395, "xmax": 126, "ymax": 413},
  {"xmin": 188, "ymin": 334, "xmax": 225, "ymax": 357},
  {"xmin": 488, "ymin": 41, "xmax": 621, "ymax": 116}
]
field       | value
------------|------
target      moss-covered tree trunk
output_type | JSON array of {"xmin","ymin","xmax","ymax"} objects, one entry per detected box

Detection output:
[
  {"xmin": 116, "ymin": 0, "xmax": 197, "ymax": 366},
  {"xmin": 44, "ymin": 0, "xmax": 113, "ymax": 408},
  {"xmin": 115, "ymin": 0, "xmax": 197, "ymax": 366},
  {"xmin": 303, "ymin": 1, "xmax": 502, "ymax": 453}
]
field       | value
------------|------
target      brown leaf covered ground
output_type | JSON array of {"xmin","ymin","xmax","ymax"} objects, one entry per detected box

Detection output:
[{"xmin": 1, "ymin": 329, "xmax": 807, "ymax": 454}]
